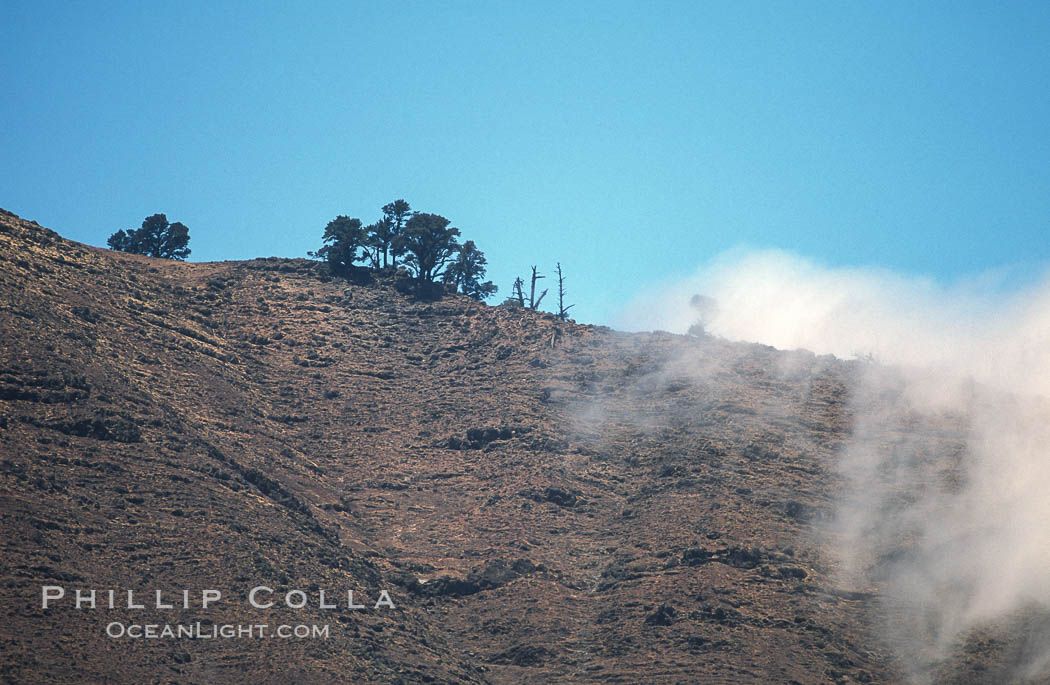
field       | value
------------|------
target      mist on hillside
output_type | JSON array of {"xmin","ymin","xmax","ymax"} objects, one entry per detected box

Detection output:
[{"xmin": 620, "ymin": 249, "xmax": 1050, "ymax": 681}]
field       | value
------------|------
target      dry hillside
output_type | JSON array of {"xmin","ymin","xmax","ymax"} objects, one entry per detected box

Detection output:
[{"xmin": 0, "ymin": 209, "xmax": 993, "ymax": 683}]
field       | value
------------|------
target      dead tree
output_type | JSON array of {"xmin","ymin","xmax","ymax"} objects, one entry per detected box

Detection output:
[
  {"xmin": 529, "ymin": 266, "xmax": 547, "ymax": 310},
  {"xmin": 555, "ymin": 262, "xmax": 574, "ymax": 320},
  {"xmin": 510, "ymin": 277, "xmax": 525, "ymax": 306}
]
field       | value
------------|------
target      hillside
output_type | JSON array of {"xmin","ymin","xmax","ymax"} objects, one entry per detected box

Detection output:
[{"xmin": 0, "ymin": 209, "xmax": 972, "ymax": 683}]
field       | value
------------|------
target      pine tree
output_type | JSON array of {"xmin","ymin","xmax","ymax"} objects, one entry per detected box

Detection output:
[
  {"xmin": 107, "ymin": 214, "xmax": 191, "ymax": 260},
  {"xmin": 444, "ymin": 240, "xmax": 498, "ymax": 301},
  {"xmin": 311, "ymin": 216, "xmax": 367, "ymax": 271},
  {"xmin": 401, "ymin": 213, "xmax": 460, "ymax": 282}
]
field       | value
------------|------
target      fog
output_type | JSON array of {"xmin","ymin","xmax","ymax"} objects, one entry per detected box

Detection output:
[{"xmin": 620, "ymin": 249, "xmax": 1050, "ymax": 681}]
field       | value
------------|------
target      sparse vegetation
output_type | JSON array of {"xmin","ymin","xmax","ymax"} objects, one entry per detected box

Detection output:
[
  {"xmin": 503, "ymin": 264, "xmax": 577, "ymax": 319},
  {"xmin": 0, "ymin": 208, "xmax": 982, "ymax": 684},
  {"xmin": 502, "ymin": 267, "xmax": 548, "ymax": 310}
]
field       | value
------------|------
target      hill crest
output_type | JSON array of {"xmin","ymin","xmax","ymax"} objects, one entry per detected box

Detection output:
[{"xmin": 1, "ymin": 209, "xmax": 991, "ymax": 683}]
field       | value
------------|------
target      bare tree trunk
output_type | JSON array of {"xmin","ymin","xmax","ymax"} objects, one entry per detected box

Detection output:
[
  {"xmin": 512, "ymin": 277, "xmax": 526, "ymax": 306},
  {"xmin": 556, "ymin": 262, "xmax": 574, "ymax": 320},
  {"xmin": 529, "ymin": 266, "xmax": 547, "ymax": 310}
]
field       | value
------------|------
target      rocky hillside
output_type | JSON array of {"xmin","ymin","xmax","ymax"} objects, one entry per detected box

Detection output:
[{"xmin": 0, "ymin": 209, "xmax": 972, "ymax": 683}]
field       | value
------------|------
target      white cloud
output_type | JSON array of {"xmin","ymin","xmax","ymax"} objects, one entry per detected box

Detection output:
[{"xmin": 620, "ymin": 249, "xmax": 1050, "ymax": 680}]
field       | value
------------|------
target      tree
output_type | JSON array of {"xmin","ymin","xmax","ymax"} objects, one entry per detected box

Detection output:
[
  {"xmin": 365, "ymin": 218, "xmax": 394, "ymax": 269},
  {"xmin": 444, "ymin": 240, "xmax": 498, "ymax": 301},
  {"xmin": 528, "ymin": 266, "xmax": 547, "ymax": 310},
  {"xmin": 108, "ymin": 213, "xmax": 191, "ymax": 260},
  {"xmin": 502, "ymin": 277, "xmax": 526, "ymax": 307},
  {"xmin": 380, "ymin": 199, "xmax": 412, "ymax": 268},
  {"xmin": 311, "ymin": 215, "xmax": 367, "ymax": 271},
  {"xmin": 401, "ymin": 213, "xmax": 460, "ymax": 283},
  {"xmin": 555, "ymin": 262, "xmax": 574, "ymax": 320}
]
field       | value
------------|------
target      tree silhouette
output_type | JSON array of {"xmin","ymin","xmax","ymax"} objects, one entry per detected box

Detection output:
[
  {"xmin": 401, "ymin": 213, "xmax": 460, "ymax": 283},
  {"xmin": 380, "ymin": 199, "xmax": 411, "ymax": 268},
  {"xmin": 107, "ymin": 213, "xmax": 190, "ymax": 260},
  {"xmin": 556, "ymin": 262, "xmax": 574, "ymax": 320},
  {"xmin": 444, "ymin": 240, "xmax": 498, "ymax": 301},
  {"xmin": 312, "ymin": 215, "xmax": 367, "ymax": 271},
  {"xmin": 503, "ymin": 277, "xmax": 526, "ymax": 307},
  {"xmin": 312, "ymin": 202, "xmax": 499, "ymax": 303},
  {"xmin": 528, "ymin": 266, "xmax": 547, "ymax": 310},
  {"xmin": 365, "ymin": 218, "xmax": 394, "ymax": 269}
]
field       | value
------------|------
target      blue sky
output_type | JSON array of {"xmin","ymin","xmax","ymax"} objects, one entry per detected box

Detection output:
[{"xmin": 3, "ymin": 1, "xmax": 1048, "ymax": 326}]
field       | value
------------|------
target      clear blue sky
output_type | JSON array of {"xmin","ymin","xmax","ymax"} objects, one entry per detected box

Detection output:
[{"xmin": 3, "ymin": 1, "xmax": 1048, "ymax": 325}]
